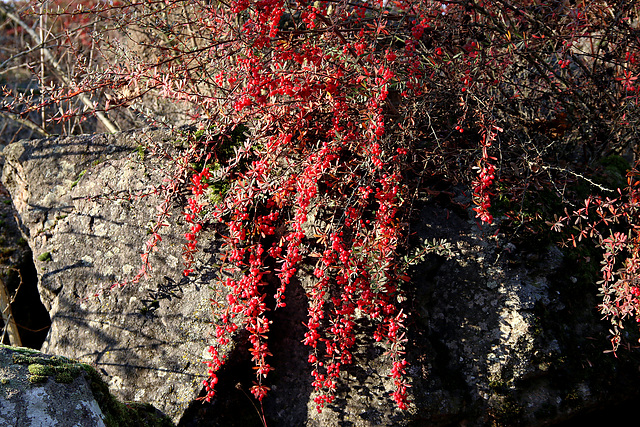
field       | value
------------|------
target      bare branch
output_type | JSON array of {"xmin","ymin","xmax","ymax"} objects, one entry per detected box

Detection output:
[
  {"xmin": 0, "ymin": 3, "xmax": 119, "ymax": 133},
  {"xmin": 0, "ymin": 110, "xmax": 50, "ymax": 137}
]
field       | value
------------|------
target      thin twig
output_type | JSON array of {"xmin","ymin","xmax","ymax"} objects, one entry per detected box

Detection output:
[
  {"xmin": 536, "ymin": 163, "xmax": 617, "ymax": 194},
  {"xmin": 235, "ymin": 383, "xmax": 268, "ymax": 427},
  {"xmin": 0, "ymin": 3, "xmax": 119, "ymax": 133},
  {"xmin": 0, "ymin": 110, "xmax": 50, "ymax": 137}
]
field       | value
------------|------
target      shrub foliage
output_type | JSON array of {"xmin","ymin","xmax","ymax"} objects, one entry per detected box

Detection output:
[{"xmin": 2, "ymin": 0, "xmax": 640, "ymax": 411}]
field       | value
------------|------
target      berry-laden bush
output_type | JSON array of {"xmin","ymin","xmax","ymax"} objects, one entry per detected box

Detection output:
[{"xmin": 2, "ymin": 0, "xmax": 640, "ymax": 414}]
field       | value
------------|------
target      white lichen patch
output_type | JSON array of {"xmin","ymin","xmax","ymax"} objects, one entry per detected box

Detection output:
[
  {"xmin": 166, "ymin": 254, "xmax": 179, "ymax": 269},
  {"xmin": 108, "ymin": 375, "xmax": 123, "ymax": 390},
  {"xmin": 134, "ymin": 389, "xmax": 146, "ymax": 402},
  {"xmin": 25, "ymin": 388, "xmax": 58, "ymax": 426},
  {"xmin": 201, "ymin": 348, "xmax": 212, "ymax": 360},
  {"xmin": 94, "ymin": 223, "xmax": 109, "ymax": 237}
]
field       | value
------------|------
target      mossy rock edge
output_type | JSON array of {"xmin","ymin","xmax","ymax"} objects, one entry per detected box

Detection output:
[{"xmin": 2, "ymin": 344, "xmax": 175, "ymax": 427}]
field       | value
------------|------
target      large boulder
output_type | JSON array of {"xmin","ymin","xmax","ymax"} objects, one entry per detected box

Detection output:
[
  {"xmin": 2, "ymin": 129, "xmax": 640, "ymax": 426},
  {"xmin": 0, "ymin": 129, "xmax": 219, "ymax": 423},
  {"xmin": 0, "ymin": 344, "xmax": 173, "ymax": 426}
]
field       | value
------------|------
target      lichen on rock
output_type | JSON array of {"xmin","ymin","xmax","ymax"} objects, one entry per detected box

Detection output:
[{"xmin": 0, "ymin": 344, "xmax": 174, "ymax": 427}]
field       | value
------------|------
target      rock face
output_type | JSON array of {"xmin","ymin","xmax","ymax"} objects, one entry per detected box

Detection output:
[
  {"xmin": 0, "ymin": 129, "xmax": 219, "ymax": 423},
  {"xmin": 0, "ymin": 344, "xmax": 173, "ymax": 427},
  {"xmin": 2, "ymin": 129, "xmax": 640, "ymax": 426}
]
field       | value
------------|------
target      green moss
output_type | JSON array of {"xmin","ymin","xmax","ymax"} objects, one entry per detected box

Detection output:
[
  {"xmin": 37, "ymin": 252, "xmax": 52, "ymax": 262},
  {"xmin": 4, "ymin": 345, "xmax": 175, "ymax": 426},
  {"xmin": 208, "ymin": 179, "xmax": 230, "ymax": 205},
  {"xmin": 70, "ymin": 169, "xmax": 87, "ymax": 189},
  {"xmin": 18, "ymin": 354, "xmax": 84, "ymax": 384},
  {"xmin": 28, "ymin": 374, "xmax": 49, "ymax": 384},
  {"xmin": 13, "ymin": 354, "xmax": 50, "ymax": 365},
  {"xmin": 80, "ymin": 363, "xmax": 173, "ymax": 427},
  {"xmin": 6, "ymin": 345, "xmax": 39, "ymax": 355},
  {"xmin": 55, "ymin": 365, "xmax": 81, "ymax": 384},
  {"xmin": 136, "ymin": 145, "xmax": 146, "ymax": 161},
  {"xmin": 28, "ymin": 363, "xmax": 55, "ymax": 377}
]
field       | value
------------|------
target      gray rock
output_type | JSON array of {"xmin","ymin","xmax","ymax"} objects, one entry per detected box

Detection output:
[
  {"xmin": 1, "ymin": 129, "xmax": 219, "ymax": 423},
  {"xmin": 2, "ymin": 130, "xmax": 640, "ymax": 426},
  {"xmin": 0, "ymin": 344, "xmax": 173, "ymax": 427}
]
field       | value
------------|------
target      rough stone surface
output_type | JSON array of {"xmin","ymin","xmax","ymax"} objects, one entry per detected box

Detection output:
[
  {"xmin": 1, "ymin": 129, "xmax": 219, "ymax": 423},
  {"xmin": 184, "ymin": 194, "xmax": 640, "ymax": 426},
  {"xmin": 0, "ymin": 344, "xmax": 173, "ymax": 427},
  {"xmin": 0, "ymin": 345, "xmax": 107, "ymax": 427},
  {"xmin": 2, "ymin": 130, "xmax": 640, "ymax": 426},
  {"xmin": 403, "ymin": 199, "xmax": 640, "ymax": 426}
]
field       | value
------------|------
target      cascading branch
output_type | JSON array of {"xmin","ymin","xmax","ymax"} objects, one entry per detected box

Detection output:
[
  {"xmin": 168, "ymin": 0, "xmax": 420, "ymax": 411},
  {"xmin": 11, "ymin": 0, "xmax": 640, "ymax": 416}
]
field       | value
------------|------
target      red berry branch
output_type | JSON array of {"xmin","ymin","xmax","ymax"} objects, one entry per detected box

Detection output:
[{"xmin": 6, "ymin": 0, "xmax": 640, "ymax": 414}]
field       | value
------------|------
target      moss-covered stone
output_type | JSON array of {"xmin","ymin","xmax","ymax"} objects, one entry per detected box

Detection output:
[
  {"xmin": 16, "ymin": 353, "xmax": 86, "ymax": 385},
  {"xmin": 79, "ymin": 362, "xmax": 174, "ymax": 427},
  {"xmin": 4, "ymin": 345, "xmax": 175, "ymax": 426},
  {"xmin": 37, "ymin": 252, "xmax": 52, "ymax": 262}
]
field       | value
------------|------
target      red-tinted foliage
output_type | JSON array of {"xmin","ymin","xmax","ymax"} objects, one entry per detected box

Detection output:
[
  {"xmin": 3, "ymin": 0, "xmax": 640, "ymax": 412},
  {"xmin": 553, "ymin": 163, "xmax": 640, "ymax": 353}
]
